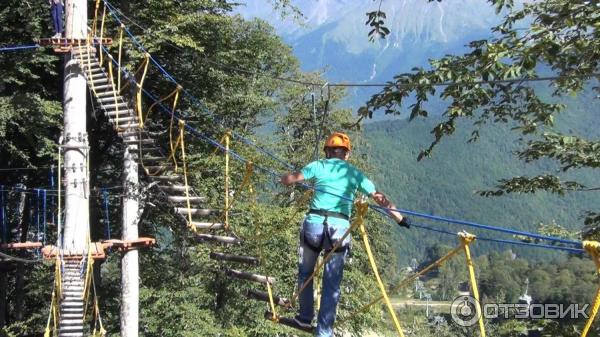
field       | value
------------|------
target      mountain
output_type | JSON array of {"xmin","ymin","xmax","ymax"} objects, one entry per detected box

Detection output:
[
  {"xmin": 238, "ymin": 0, "xmax": 507, "ymax": 108},
  {"xmin": 362, "ymin": 89, "xmax": 600, "ymax": 265}
]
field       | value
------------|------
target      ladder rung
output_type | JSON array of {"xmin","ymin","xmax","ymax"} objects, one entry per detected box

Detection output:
[
  {"xmin": 167, "ymin": 195, "xmax": 205, "ymax": 203},
  {"xmin": 196, "ymin": 234, "xmax": 239, "ymax": 245},
  {"xmin": 174, "ymin": 207, "xmax": 214, "ymax": 216},
  {"xmin": 246, "ymin": 289, "xmax": 290, "ymax": 307},
  {"xmin": 224, "ymin": 269, "xmax": 274, "ymax": 284},
  {"xmin": 107, "ymin": 109, "xmax": 135, "ymax": 117},
  {"xmin": 148, "ymin": 175, "xmax": 181, "ymax": 182},
  {"xmin": 123, "ymin": 139, "xmax": 155, "ymax": 145},
  {"xmin": 210, "ymin": 252, "xmax": 259, "ymax": 265},
  {"xmin": 192, "ymin": 222, "xmax": 224, "ymax": 230}
]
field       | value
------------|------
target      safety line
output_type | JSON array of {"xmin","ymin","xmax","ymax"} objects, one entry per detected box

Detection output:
[
  {"xmin": 0, "ymin": 44, "xmax": 39, "ymax": 52},
  {"xmin": 0, "ymin": 251, "xmax": 42, "ymax": 264}
]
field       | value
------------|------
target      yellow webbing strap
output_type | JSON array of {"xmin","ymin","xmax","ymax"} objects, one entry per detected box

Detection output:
[
  {"xmin": 289, "ymin": 198, "xmax": 368, "ymax": 308},
  {"xmin": 224, "ymin": 131, "xmax": 231, "ymax": 230},
  {"xmin": 179, "ymin": 120, "xmax": 194, "ymax": 230},
  {"xmin": 168, "ymin": 97, "xmax": 182, "ymax": 170},
  {"xmin": 144, "ymin": 85, "xmax": 181, "ymax": 127},
  {"xmin": 78, "ymin": 39, "xmax": 98, "ymax": 97},
  {"xmin": 119, "ymin": 57, "xmax": 148, "ymax": 94},
  {"xmin": 459, "ymin": 231, "xmax": 486, "ymax": 337},
  {"xmin": 356, "ymin": 200, "xmax": 405, "ymax": 337},
  {"xmin": 91, "ymin": 264, "xmax": 106, "ymax": 337},
  {"xmin": 45, "ymin": 256, "xmax": 62, "ymax": 337},
  {"xmin": 91, "ymin": 0, "xmax": 101, "ymax": 38},
  {"xmin": 55, "ymin": 255, "xmax": 62, "ymax": 301},
  {"xmin": 338, "ymin": 242, "xmax": 464, "ymax": 326},
  {"xmin": 581, "ymin": 241, "xmax": 600, "ymax": 337},
  {"xmin": 106, "ymin": 53, "xmax": 121, "ymax": 129},
  {"xmin": 117, "ymin": 24, "xmax": 125, "ymax": 93},
  {"xmin": 266, "ymin": 281, "xmax": 279, "ymax": 322},
  {"xmin": 98, "ymin": 4, "xmax": 106, "ymax": 67},
  {"xmin": 44, "ymin": 289, "xmax": 56, "ymax": 337},
  {"xmin": 82, "ymin": 245, "xmax": 94, "ymax": 321},
  {"xmin": 135, "ymin": 54, "xmax": 150, "ymax": 128}
]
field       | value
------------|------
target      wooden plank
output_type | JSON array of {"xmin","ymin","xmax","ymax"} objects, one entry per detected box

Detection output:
[
  {"xmin": 41, "ymin": 243, "xmax": 106, "ymax": 260},
  {"xmin": 196, "ymin": 234, "xmax": 239, "ymax": 245},
  {"xmin": 174, "ymin": 208, "xmax": 215, "ymax": 216},
  {"xmin": 210, "ymin": 252, "xmax": 259, "ymax": 265},
  {"xmin": 192, "ymin": 222, "xmax": 224, "ymax": 230},
  {"xmin": 246, "ymin": 289, "xmax": 290, "ymax": 307},
  {"xmin": 102, "ymin": 237, "xmax": 156, "ymax": 251},
  {"xmin": 0, "ymin": 242, "xmax": 43, "ymax": 250},
  {"xmin": 167, "ymin": 196, "xmax": 206, "ymax": 203},
  {"xmin": 264, "ymin": 312, "xmax": 314, "ymax": 333},
  {"xmin": 224, "ymin": 269, "xmax": 274, "ymax": 284}
]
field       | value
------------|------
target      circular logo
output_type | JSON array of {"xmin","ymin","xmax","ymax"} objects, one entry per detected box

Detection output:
[{"xmin": 451, "ymin": 295, "xmax": 480, "ymax": 327}]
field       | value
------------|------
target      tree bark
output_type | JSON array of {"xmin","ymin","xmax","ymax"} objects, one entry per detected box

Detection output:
[{"xmin": 14, "ymin": 189, "xmax": 29, "ymax": 321}]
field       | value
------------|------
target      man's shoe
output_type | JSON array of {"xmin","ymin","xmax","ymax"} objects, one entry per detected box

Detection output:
[
  {"xmin": 293, "ymin": 316, "xmax": 312, "ymax": 329},
  {"xmin": 52, "ymin": 33, "xmax": 62, "ymax": 39}
]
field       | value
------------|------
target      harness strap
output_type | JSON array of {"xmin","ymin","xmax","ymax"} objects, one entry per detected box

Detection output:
[{"xmin": 308, "ymin": 209, "xmax": 350, "ymax": 221}]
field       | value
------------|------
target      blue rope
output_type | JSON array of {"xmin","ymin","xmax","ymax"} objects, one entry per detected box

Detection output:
[
  {"xmin": 36, "ymin": 189, "xmax": 41, "ymax": 242},
  {"xmin": 102, "ymin": 189, "xmax": 111, "ymax": 240},
  {"xmin": 370, "ymin": 204, "xmax": 582, "ymax": 247},
  {"xmin": 1, "ymin": 185, "xmax": 6, "ymax": 243},
  {"xmin": 49, "ymin": 166, "xmax": 56, "ymax": 226},
  {"xmin": 0, "ymin": 44, "xmax": 39, "ymax": 52},
  {"xmin": 97, "ymin": 19, "xmax": 584, "ymax": 252},
  {"xmin": 42, "ymin": 190, "xmax": 47, "ymax": 245}
]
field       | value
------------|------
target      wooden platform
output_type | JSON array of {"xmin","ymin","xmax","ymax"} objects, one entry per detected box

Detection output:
[
  {"xmin": 264, "ymin": 312, "xmax": 314, "ymax": 333},
  {"xmin": 41, "ymin": 242, "xmax": 106, "ymax": 260},
  {"xmin": 0, "ymin": 242, "xmax": 43, "ymax": 250},
  {"xmin": 37, "ymin": 37, "xmax": 112, "ymax": 53},
  {"xmin": 103, "ymin": 237, "xmax": 156, "ymax": 252}
]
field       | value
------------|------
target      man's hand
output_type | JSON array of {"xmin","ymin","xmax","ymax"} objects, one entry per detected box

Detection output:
[
  {"xmin": 370, "ymin": 191, "xmax": 404, "ymax": 224},
  {"xmin": 280, "ymin": 172, "xmax": 304, "ymax": 186}
]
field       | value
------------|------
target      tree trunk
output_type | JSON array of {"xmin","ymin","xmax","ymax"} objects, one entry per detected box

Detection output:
[
  {"xmin": 121, "ymin": 145, "xmax": 139, "ymax": 337},
  {"xmin": 14, "ymin": 189, "xmax": 29, "ymax": 321}
]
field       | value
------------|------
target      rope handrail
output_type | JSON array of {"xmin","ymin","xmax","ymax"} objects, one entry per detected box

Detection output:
[{"xmin": 0, "ymin": 44, "xmax": 39, "ymax": 52}]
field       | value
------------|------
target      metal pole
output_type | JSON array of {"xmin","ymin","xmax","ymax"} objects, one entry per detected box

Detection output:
[
  {"xmin": 121, "ymin": 143, "xmax": 139, "ymax": 337},
  {"xmin": 62, "ymin": 0, "xmax": 89, "ymax": 253}
]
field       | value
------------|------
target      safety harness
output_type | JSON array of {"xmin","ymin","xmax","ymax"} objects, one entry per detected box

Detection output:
[{"xmin": 304, "ymin": 209, "xmax": 351, "ymax": 254}]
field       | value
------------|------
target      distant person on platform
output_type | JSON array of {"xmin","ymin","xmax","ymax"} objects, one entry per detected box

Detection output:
[
  {"xmin": 49, "ymin": 0, "xmax": 64, "ymax": 38},
  {"xmin": 280, "ymin": 132, "xmax": 410, "ymax": 337}
]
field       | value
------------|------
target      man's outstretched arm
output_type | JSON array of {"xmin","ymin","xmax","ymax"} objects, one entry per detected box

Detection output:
[
  {"xmin": 370, "ymin": 191, "xmax": 411, "ymax": 228},
  {"xmin": 280, "ymin": 172, "xmax": 305, "ymax": 186}
]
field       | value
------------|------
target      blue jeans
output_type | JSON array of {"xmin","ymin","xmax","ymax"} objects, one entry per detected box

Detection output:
[
  {"xmin": 297, "ymin": 219, "xmax": 350, "ymax": 337},
  {"xmin": 51, "ymin": 3, "xmax": 63, "ymax": 35}
]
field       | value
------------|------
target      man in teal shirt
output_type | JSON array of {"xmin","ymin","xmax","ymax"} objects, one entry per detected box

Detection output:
[{"xmin": 281, "ymin": 132, "xmax": 409, "ymax": 337}]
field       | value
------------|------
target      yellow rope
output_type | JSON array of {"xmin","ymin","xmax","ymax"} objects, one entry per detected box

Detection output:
[
  {"xmin": 91, "ymin": 0, "xmax": 101, "ymax": 38},
  {"xmin": 459, "ymin": 231, "xmax": 486, "ymax": 337},
  {"xmin": 338, "ymin": 242, "xmax": 464, "ymax": 325},
  {"xmin": 355, "ymin": 200, "xmax": 405, "ymax": 337},
  {"xmin": 135, "ymin": 54, "xmax": 150, "ymax": 128},
  {"xmin": 266, "ymin": 281, "xmax": 279, "ymax": 322},
  {"xmin": 117, "ymin": 24, "xmax": 124, "ymax": 93},
  {"xmin": 79, "ymin": 39, "xmax": 98, "ymax": 97},
  {"xmin": 82, "ymin": 244, "xmax": 94, "ymax": 321},
  {"xmin": 98, "ymin": 4, "xmax": 106, "ymax": 67},
  {"xmin": 582, "ymin": 241, "xmax": 600, "ymax": 337},
  {"xmin": 179, "ymin": 120, "xmax": 194, "ymax": 231},
  {"xmin": 106, "ymin": 53, "xmax": 121, "ymax": 130},
  {"xmin": 144, "ymin": 85, "xmax": 181, "ymax": 126}
]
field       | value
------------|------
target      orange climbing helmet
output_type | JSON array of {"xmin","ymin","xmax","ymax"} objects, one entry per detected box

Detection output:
[{"xmin": 323, "ymin": 132, "xmax": 351, "ymax": 151}]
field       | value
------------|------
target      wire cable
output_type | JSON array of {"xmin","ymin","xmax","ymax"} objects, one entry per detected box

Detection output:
[{"xmin": 0, "ymin": 44, "xmax": 39, "ymax": 52}]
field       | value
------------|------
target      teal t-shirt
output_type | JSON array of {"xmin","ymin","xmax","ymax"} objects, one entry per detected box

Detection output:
[{"xmin": 301, "ymin": 158, "xmax": 376, "ymax": 225}]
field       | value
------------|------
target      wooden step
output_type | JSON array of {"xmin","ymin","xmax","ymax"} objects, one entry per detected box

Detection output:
[
  {"xmin": 210, "ymin": 252, "xmax": 259, "ymax": 265},
  {"xmin": 224, "ymin": 269, "xmax": 274, "ymax": 284},
  {"xmin": 167, "ymin": 195, "xmax": 205, "ymax": 203},
  {"xmin": 103, "ymin": 102, "xmax": 128, "ymax": 110},
  {"xmin": 264, "ymin": 312, "xmax": 314, "ymax": 333},
  {"xmin": 196, "ymin": 234, "xmax": 239, "ymax": 245},
  {"xmin": 136, "ymin": 156, "xmax": 169, "ymax": 163},
  {"xmin": 107, "ymin": 109, "xmax": 136, "ymax": 117},
  {"xmin": 110, "ymin": 116, "xmax": 137, "ymax": 123},
  {"xmin": 96, "ymin": 90, "xmax": 118, "ymax": 97},
  {"xmin": 246, "ymin": 289, "xmax": 290, "ymax": 307},
  {"xmin": 123, "ymin": 139, "xmax": 155, "ymax": 145},
  {"xmin": 93, "ymin": 84, "xmax": 112, "ymax": 91},
  {"xmin": 90, "ymin": 78, "xmax": 109, "ymax": 84},
  {"xmin": 148, "ymin": 175, "xmax": 181, "ymax": 182},
  {"xmin": 158, "ymin": 185, "xmax": 187, "ymax": 192},
  {"xmin": 174, "ymin": 207, "xmax": 214, "ymax": 216},
  {"xmin": 192, "ymin": 222, "xmax": 224, "ymax": 230}
]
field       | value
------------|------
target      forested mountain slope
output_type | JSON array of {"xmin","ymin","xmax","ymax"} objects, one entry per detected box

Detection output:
[{"xmin": 363, "ymin": 89, "xmax": 600, "ymax": 264}]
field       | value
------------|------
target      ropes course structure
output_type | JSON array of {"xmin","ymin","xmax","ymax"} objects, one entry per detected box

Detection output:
[{"xmin": 2, "ymin": 1, "xmax": 600, "ymax": 336}]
